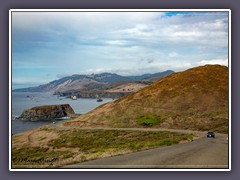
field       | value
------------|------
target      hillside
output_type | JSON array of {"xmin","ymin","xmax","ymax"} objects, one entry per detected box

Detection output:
[
  {"xmin": 62, "ymin": 65, "xmax": 229, "ymax": 133},
  {"xmin": 13, "ymin": 71, "xmax": 174, "ymax": 93}
]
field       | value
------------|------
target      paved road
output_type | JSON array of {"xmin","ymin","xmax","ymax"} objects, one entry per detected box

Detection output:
[{"xmin": 64, "ymin": 133, "xmax": 228, "ymax": 169}]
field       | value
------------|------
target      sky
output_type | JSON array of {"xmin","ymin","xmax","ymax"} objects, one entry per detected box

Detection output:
[{"xmin": 11, "ymin": 10, "xmax": 229, "ymax": 89}]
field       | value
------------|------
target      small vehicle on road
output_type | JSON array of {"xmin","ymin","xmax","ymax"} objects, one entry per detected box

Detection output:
[{"xmin": 207, "ymin": 132, "xmax": 215, "ymax": 138}]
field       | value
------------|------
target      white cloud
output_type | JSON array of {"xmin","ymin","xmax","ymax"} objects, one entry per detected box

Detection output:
[
  {"xmin": 12, "ymin": 11, "xmax": 229, "ymax": 88},
  {"xmin": 105, "ymin": 40, "xmax": 128, "ymax": 46},
  {"xmin": 168, "ymin": 52, "xmax": 180, "ymax": 58},
  {"xmin": 115, "ymin": 24, "xmax": 154, "ymax": 37},
  {"xmin": 197, "ymin": 59, "xmax": 228, "ymax": 66},
  {"xmin": 172, "ymin": 31, "xmax": 204, "ymax": 38}
]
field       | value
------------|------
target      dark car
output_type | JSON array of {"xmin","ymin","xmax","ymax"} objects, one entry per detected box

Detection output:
[{"xmin": 207, "ymin": 132, "xmax": 215, "ymax": 138}]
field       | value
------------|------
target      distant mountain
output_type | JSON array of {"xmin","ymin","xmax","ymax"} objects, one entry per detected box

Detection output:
[
  {"xmin": 128, "ymin": 70, "xmax": 175, "ymax": 81},
  {"xmin": 13, "ymin": 70, "xmax": 174, "ymax": 93},
  {"xmin": 63, "ymin": 65, "xmax": 228, "ymax": 133}
]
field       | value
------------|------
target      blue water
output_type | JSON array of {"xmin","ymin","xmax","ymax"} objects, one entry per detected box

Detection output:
[{"xmin": 11, "ymin": 92, "xmax": 114, "ymax": 134}]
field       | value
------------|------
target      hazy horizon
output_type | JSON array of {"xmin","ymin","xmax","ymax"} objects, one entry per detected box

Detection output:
[
  {"xmin": 12, "ymin": 69, "xmax": 177, "ymax": 90},
  {"xmin": 11, "ymin": 10, "xmax": 229, "ymax": 89}
]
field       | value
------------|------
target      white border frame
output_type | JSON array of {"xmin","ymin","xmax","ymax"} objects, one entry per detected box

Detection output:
[{"xmin": 9, "ymin": 9, "xmax": 231, "ymax": 172}]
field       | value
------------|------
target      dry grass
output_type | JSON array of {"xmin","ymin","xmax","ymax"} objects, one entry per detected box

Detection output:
[
  {"xmin": 12, "ymin": 128, "xmax": 195, "ymax": 168},
  {"xmin": 106, "ymin": 82, "xmax": 147, "ymax": 93},
  {"xmin": 69, "ymin": 65, "xmax": 228, "ymax": 133},
  {"xmin": 11, "ymin": 65, "xmax": 229, "ymax": 168}
]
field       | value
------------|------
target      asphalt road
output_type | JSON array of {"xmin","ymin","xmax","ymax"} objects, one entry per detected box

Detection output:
[{"xmin": 64, "ymin": 133, "xmax": 228, "ymax": 169}]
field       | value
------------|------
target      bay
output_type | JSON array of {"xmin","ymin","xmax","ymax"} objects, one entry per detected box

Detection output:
[{"xmin": 11, "ymin": 92, "xmax": 113, "ymax": 134}]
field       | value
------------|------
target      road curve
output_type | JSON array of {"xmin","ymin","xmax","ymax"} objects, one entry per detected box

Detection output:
[{"xmin": 64, "ymin": 133, "xmax": 228, "ymax": 169}]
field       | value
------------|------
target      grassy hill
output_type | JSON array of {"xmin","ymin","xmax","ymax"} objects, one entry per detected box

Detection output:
[
  {"xmin": 63, "ymin": 65, "xmax": 229, "ymax": 133},
  {"xmin": 12, "ymin": 64, "xmax": 228, "ymax": 168}
]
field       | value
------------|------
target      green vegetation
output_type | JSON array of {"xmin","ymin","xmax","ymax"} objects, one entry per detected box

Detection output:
[
  {"xmin": 12, "ymin": 65, "xmax": 229, "ymax": 168},
  {"xmin": 137, "ymin": 114, "xmax": 162, "ymax": 127},
  {"xmin": 72, "ymin": 65, "xmax": 228, "ymax": 132},
  {"xmin": 48, "ymin": 129, "xmax": 193, "ymax": 154},
  {"xmin": 39, "ymin": 126, "xmax": 53, "ymax": 132},
  {"xmin": 13, "ymin": 129, "xmax": 195, "ymax": 168}
]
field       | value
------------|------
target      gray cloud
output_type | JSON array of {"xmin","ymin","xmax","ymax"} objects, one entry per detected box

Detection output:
[
  {"xmin": 147, "ymin": 58, "xmax": 154, "ymax": 64},
  {"xmin": 11, "ymin": 11, "xmax": 229, "ymax": 88}
]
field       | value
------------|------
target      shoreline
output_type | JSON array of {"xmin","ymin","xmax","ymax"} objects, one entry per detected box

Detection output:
[{"xmin": 11, "ymin": 91, "xmax": 113, "ymax": 134}]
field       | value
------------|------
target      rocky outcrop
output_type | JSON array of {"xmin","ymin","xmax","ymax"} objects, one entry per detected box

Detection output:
[{"xmin": 16, "ymin": 104, "xmax": 75, "ymax": 121}]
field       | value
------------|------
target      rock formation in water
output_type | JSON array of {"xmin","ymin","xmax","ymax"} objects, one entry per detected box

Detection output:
[{"xmin": 16, "ymin": 104, "xmax": 75, "ymax": 121}]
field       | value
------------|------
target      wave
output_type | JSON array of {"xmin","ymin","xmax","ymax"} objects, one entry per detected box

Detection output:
[{"xmin": 12, "ymin": 115, "xmax": 19, "ymax": 121}]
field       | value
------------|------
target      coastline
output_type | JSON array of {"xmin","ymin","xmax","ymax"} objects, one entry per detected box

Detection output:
[{"xmin": 11, "ymin": 92, "xmax": 113, "ymax": 134}]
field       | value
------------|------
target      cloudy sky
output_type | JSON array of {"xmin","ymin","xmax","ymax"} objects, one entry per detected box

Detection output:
[{"xmin": 11, "ymin": 10, "xmax": 229, "ymax": 89}]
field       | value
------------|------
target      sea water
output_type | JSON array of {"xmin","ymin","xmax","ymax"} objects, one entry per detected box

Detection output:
[{"xmin": 11, "ymin": 92, "xmax": 113, "ymax": 134}]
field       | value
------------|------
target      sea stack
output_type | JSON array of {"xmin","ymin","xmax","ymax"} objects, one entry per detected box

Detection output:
[{"xmin": 16, "ymin": 104, "xmax": 75, "ymax": 121}]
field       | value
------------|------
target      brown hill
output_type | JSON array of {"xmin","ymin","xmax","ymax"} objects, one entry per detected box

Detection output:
[{"xmin": 63, "ymin": 65, "xmax": 229, "ymax": 133}]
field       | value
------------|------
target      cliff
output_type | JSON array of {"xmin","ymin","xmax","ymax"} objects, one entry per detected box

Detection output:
[{"xmin": 16, "ymin": 104, "xmax": 75, "ymax": 121}]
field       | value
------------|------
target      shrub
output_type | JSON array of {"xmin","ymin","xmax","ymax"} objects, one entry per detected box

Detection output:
[{"xmin": 137, "ymin": 114, "xmax": 162, "ymax": 127}]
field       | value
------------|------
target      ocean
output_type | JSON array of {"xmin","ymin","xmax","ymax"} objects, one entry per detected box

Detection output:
[{"xmin": 11, "ymin": 92, "xmax": 113, "ymax": 134}]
